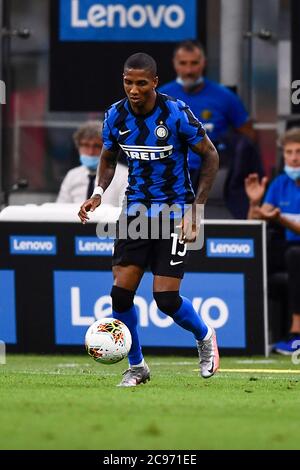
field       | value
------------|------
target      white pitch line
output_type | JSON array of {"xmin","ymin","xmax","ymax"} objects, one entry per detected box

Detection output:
[
  {"xmin": 0, "ymin": 369, "xmax": 118, "ymax": 376},
  {"xmin": 152, "ymin": 361, "xmax": 196, "ymax": 366},
  {"xmin": 221, "ymin": 368, "xmax": 300, "ymax": 374},
  {"xmin": 192, "ymin": 368, "xmax": 300, "ymax": 374},
  {"xmin": 236, "ymin": 360, "xmax": 276, "ymax": 364},
  {"xmin": 56, "ymin": 363, "xmax": 91, "ymax": 368}
]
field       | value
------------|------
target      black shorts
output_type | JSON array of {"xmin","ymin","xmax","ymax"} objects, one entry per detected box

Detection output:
[{"xmin": 112, "ymin": 216, "xmax": 189, "ymax": 279}]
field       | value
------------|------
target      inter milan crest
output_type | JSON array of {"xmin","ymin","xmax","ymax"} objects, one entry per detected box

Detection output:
[
  {"xmin": 201, "ymin": 109, "xmax": 212, "ymax": 120},
  {"xmin": 154, "ymin": 125, "xmax": 168, "ymax": 139}
]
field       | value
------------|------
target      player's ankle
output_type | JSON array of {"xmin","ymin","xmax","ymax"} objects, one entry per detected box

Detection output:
[
  {"xmin": 131, "ymin": 359, "xmax": 145, "ymax": 368},
  {"xmin": 202, "ymin": 326, "xmax": 213, "ymax": 341}
]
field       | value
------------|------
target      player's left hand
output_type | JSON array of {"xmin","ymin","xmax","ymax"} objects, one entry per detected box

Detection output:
[{"xmin": 179, "ymin": 204, "xmax": 201, "ymax": 243}]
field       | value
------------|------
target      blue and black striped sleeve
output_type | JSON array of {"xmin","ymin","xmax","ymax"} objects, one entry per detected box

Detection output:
[
  {"xmin": 102, "ymin": 108, "xmax": 119, "ymax": 152},
  {"xmin": 177, "ymin": 101, "xmax": 206, "ymax": 145}
]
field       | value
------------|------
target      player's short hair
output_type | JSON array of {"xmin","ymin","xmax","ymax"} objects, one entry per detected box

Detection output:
[
  {"xmin": 73, "ymin": 120, "xmax": 103, "ymax": 148},
  {"xmin": 124, "ymin": 53, "xmax": 157, "ymax": 77},
  {"xmin": 280, "ymin": 127, "xmax": 300, "ymax": 148},
  {"xmin": 174, "ymin": 39, "xmax": 206, "ymax": 57}
]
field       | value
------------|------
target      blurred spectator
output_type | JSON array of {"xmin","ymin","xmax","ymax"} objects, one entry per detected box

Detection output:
[
  {"xmin": 245, "ymin": 127, "xmax": 300, "ymax": 354},
  {"xmin": 159, "ymin": 39, "xmax": 263, "ymax": 218},
  {"xmin": 213, "ymin": 130, "xmax": 264, "ymax": 219},
  {"xmin": 56, "ymin": 121, "xmax": 127, "ymax": 206}
]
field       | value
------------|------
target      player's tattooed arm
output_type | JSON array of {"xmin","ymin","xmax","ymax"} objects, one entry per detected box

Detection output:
[
  {"xmin": 97, "ymin": 147, "xmax": 119, "ymax": 191},
  {"xmin": 190, "ymin": 134, "xmax": 219, "ymax": 204}
]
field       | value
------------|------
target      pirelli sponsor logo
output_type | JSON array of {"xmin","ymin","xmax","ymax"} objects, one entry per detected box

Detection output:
[{"xmin": 120, "ymin": 144, "xmax": 173, "ymax": 160}]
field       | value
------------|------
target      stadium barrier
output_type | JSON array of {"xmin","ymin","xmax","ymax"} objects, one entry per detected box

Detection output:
[{"xmin": 0, "ymin": 204, "xmax": 268, "ymax": 355}]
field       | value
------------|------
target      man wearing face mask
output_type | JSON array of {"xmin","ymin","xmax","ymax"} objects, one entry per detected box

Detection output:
[
  {"xmin": 159, "ymin": 40, "xmax": 262, "ymax": 218},
  {"xmin": 56, "ymin": 121, "xmax": 128, "ymax": 205},
  {"xmin": 245, "ymin": 127, "xmax": 300, "ymax": 354}
]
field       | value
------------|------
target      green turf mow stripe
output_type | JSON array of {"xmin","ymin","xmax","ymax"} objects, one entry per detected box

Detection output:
[{"xmin": 1, "ymin": 355, "xmax": 300, "ymax": 449}]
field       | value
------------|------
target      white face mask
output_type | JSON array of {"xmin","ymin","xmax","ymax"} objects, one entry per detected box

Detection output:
[
  {"xmin": 80, "ymin": 155, "xmax": 99, "ymax": 171},
  {"xmin": 176, "ymin": 76, "xmax": 204, "ymax": 90},
  {"xmin": 284, "ymin": 164, "xmax": 300, "ymax": 181}
]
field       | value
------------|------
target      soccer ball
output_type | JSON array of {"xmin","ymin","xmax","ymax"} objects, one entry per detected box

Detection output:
[{"xmin": 85, "ymin": 318, "xmax": 132, "ymax": 364}]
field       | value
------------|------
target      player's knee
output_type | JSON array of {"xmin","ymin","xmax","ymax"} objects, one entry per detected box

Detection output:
[
  {"xmin": 110, "ymin": 286, "xmax": 135, "ymax": 313},
  {"xmin": 153, "ymin": 291, "xmax": 182, "ymax": 316}
]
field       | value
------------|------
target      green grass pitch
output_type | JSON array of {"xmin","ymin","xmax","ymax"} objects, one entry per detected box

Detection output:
[{"xmin": 0, "ymin": 354, "xmax": 300, "ymax": 450}]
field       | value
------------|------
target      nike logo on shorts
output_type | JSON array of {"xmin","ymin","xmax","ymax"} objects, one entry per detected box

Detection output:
[
  {"xmin": 119, "ymin": 129, "xmax": 130, "ymax": 135},
  {"xmin": 170, "ymin": 260, "xmax": 183, "ymax": 266}
]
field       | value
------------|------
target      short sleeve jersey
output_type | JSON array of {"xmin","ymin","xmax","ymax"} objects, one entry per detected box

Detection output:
[
  {"xmin": 102, "ymin": 92, "xmax": 205, "ymax": 207},
  {"xmin": 264, "ymin": 173, "xmax": 300, "ymax": 242}
]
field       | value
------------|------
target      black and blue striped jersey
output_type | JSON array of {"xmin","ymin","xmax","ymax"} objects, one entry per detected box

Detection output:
[{"xmin": 102, "ymin": 92, "xmax": 205, "ymax": 207}]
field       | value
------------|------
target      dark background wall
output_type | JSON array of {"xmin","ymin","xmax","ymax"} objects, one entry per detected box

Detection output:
[{"xmin": 49, "ymin": 0, "xmax": 207, "ymax": 112}]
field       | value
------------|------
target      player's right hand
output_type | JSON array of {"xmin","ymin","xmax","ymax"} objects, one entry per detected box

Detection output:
[{"xmin": 78, "ymin": 196, "xmax": 101, "ymax": 224}]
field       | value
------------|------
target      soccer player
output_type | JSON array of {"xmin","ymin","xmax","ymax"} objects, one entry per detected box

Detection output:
[{"xmin": 78, "ymin": 53, "xmax": 220, "ymax": 387}]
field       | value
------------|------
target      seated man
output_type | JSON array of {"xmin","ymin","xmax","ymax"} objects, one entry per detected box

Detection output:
[
  {"xmin": 159, "ymin": 40, "xmax": 264, "ymax": 218},
  {"xmin": 56, "ymin": 121, "xmax": 127, "ymax": 206},
  {"xmin": 245, "ymin": 127, "xmax": 300, "ymax": 354},
  {"xmin": 210, "ymin": 130, "xmax": 264, "ymax": 219}
]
